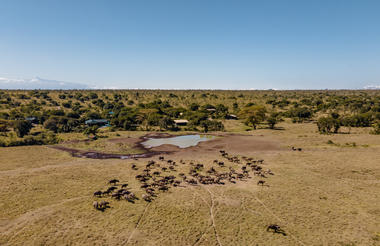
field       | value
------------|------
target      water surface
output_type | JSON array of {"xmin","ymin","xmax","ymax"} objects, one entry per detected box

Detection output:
[{"xmin": 142, "ymin": 134, "xmax": 216, "ymax": 149}]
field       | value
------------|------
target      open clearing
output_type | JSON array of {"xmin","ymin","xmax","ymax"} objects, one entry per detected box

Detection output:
[{"xmin": 0, "ymin": 123, "xmax": 379, "ymax": 245}]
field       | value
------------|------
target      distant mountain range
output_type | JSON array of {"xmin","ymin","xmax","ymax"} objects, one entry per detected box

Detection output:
[
  {"xmin": 0, "ymin": 76, "xmax": 91, "ymax": 90},
  {"xmin": 364, "ymin": 85, "xmax": 380, "ymax": 90}
]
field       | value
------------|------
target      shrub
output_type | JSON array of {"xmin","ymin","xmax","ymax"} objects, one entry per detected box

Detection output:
[
  {"xmin": 201, "ymin": 120, "xmax": 224, "ymax": 132},
  {"xmin": 12, "ymin": 120, "xmax": 33, "ymax": 137},
  {"xmin": 240, "ymin": 105, "xmax": 267, "ymax": 130},
  {"xmin": 370, "ymin": 121, "xmax": 380, "ymax": 135},
  {"xmin": 317, "ymin": 116, "xmax": 341, "ymax": 134}
]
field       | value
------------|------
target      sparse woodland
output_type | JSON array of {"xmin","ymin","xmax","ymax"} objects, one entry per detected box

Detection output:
[{"xmin": 0, "ymin": 90, "xmax": 379, "ymax": 146}]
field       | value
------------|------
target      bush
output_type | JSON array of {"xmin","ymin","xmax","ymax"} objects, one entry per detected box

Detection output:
[
  {"xmin": 267, "ymin": 112, "xmax": 281, "ymax": 129},
  {"xmin": 201, "ymin": 120, "xmax": 224, "ymax": 132},
  {"xmin": 317, "ymin": 116, "xmax": 341, "ymax": 134},
  {"xmin": 0, "ymin": 132, "xmax": 60, "ymax": 147},
  {"xmin": 12, "ymin": 120, "xmax": 33, "ymax": 137},
  {"xmin": 286, "ymin": 107, "xmax": 313, "ymax": 122},
  {"xmin": 240, "ymin": 105, "xmax": 267, "ymax": 130},
  {"xmin": 370, "ymin": 121, "xmax": 380, "ymax": 135}
]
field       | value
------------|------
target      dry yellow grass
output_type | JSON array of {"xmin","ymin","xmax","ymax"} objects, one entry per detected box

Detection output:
[{"xmin": 0, "ymin": 122, "xmax": 379, "ymax": 245}]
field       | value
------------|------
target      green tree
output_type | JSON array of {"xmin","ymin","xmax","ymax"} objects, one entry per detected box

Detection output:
[
  {"xmin": 200, "ymin": 120, "xmax": 224, "ymax": 133},
  {"xmin": 83, "ymin": 126, "xmax": 99, "ymax": 137},
  {"xmin": 317, "ymin": 116, "xmax": 341, "ymax": 134},
  {"xmin": 0, "ymin": 120, "xmax": 8, "ymax": 133},
  {"xmin": 240, "ymin": 105, "xmax": 267, "ymax": 130},
  {"xmin": 12, "ymin": 120, "xmax": 33, "ymax": 137},
  {"xmin": 159, "ymin": 116, "xmax": 174, "ymax": 130},
  {"xmin": 371, "ymin": 121, "xmax": 380, "ymax": 135},
  {"xmin": 267, "ymin": 112, "xmax": 281, "ymax": 129}
]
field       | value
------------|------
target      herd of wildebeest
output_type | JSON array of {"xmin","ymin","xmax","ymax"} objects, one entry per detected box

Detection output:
[{"xmin": 92, "ymin": 149, "xmax": 287, "ymax": 235}]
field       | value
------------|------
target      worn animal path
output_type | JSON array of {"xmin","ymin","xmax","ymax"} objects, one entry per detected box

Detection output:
[
  {"xmin": 204, "ymin": 187, "xmax": 222, "ymax": 246},
  {"xmin": 249, "ymin": 191, "xmax": 306, "ymax": 246},
  {"xmin": 189, "ymin": 186, "xmax": 212, "ymax": 246},
  {"xmin": 124, "ymin": 202, "xmax": 151, "ymax": 245},
  {"xmin": 1, "ymin": 196, "xmax": 86, "ymax": 240}
]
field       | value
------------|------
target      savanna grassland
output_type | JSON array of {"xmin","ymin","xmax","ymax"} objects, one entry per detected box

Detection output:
[{"xmin": 0, "ymin": 90, "xmax": 380, "ymax": 245}]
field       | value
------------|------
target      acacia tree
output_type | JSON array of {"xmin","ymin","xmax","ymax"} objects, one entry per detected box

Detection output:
[
  {"xmin": 267, "ymin": 112, "xmax": 281, "ymax": 129},
  {"xmin": 240, "ymin": 105, "xmax": 267, "ymax": 130}
]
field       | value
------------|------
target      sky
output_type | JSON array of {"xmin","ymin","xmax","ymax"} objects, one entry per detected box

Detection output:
[{"xmin": 1, "ymin": 0, "xmax": 380, "ymax": 89}]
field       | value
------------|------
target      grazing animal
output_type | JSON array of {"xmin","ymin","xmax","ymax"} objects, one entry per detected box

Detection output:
[
  {"xmin": 99, "ymin": 201, "xmax": 110, "ymax": 209},
  {"xmin": 158, "ymin": 186, "xmax": 169, "ymax": 191},
  {"xmin": 102, "ymin": 190, "xmax": 110, "ymax": 196},
  {"xmin": 107, "ymin": 186, "xmax": 117, "ymax": 192},
  {"xmin": 109, "ymin": 179, "xmax": 119, "ymax": 185},
  {"xmin": 142, "ymin": 194, "xmax": 151, "ymax": 202},
  {"xmin": 267, "ymin": 224, "xmax": 286, "ymax": 235},
  {"xmin": 257, "ymin": 180, "xmax": 265, "ymax": 186},
  {"xmin": 111, "ymin": 192, "xmax": 122, "ymax": 200},
  {"xmin": 292, "ymin": 146, "xmax": 302, "ymax": 151},
  {"xmin": 121, "ymin": 184, "xmax": 128, "ymax": 188},
  {"xmin": 93, "ymin": 191, "xmax": 102, "ymax": 197},
  {"xmin": 159, "ymin": 156, "xmax": 164, "ymax": 160}
]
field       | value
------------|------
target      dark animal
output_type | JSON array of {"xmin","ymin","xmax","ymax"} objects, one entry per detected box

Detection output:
[
  {"xmin": 267, "ymin": 224, "xmax": 286, "ymax": 235},
  {"xmin": 257, "ymin": 180, "xmax": 265, "ymax": 186},
  {"xmin": 121, "ymin": 184, "xmax": 128, "ymax": 188},
  {"xmin": 142, "ymin": 194, "xmax": 151, "ymax": 202},
  {"xmin": 99, "ymin": 201, "xmax": 110, "ymax": 209},
  {"xmin": 109, "ymin": 179, "xmax": 119, "ymax": 185},
  {"xmin": 93, "ymin": 191, "xmax": 102, "ymax": 197},
  {"xmin": 107, "ymin": 186, "xmax": 117, "ymax": 192}
]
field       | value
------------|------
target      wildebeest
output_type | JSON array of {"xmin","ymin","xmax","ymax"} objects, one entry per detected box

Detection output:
[
  {"xmin": 93, "ymin": 191, "xmax": 102, "ymax": 197},
  {"xmin": 99, "ymin": 201, "xmax": 110, "ymax": 209},
  {"xmin": 142, "ymin": 194, "xmax": 152, "ymax": 202},
  {"xmin": 257, "ymin": 180, "xmax": 265, "ymax": 186},
  {"xmin": 158, "ymin": 186, "xmax": 169, "ymax": 191},
  {"xmin": 267, "ymin": 224, "xmax": 286, "ymax": 235},
  {"xmin": 121, "ymin": 183, "xmax": 128, "ymax": 188},
  {"xmin": 107, "ymin": 186, "xmax": 117, "ymax": 192},
  {"xmin": 111, "ymin": 192, "xmax": 122, "ymax": 200},
  {"xmin": 109, "ymin": 179, "xmax": 119, "ymax": 185}
]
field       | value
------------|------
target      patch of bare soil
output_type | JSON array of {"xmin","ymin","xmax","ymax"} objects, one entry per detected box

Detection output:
[
  {"xmin": 49, "ymin": 145, "xmax": 170, "ymax": 159},
  {"xmin": 50, "ymin": 133, "xmax": 283, "ymax": 160}
]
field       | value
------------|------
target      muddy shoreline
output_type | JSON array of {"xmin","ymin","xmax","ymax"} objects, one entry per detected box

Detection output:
[
  {"xmin": 49, "ymin": 132, "xmax": 210, "ymax": 160},
  {"xmin": 49, "ymin": 145, "xmax": 171, "ymax": 160},
  {"xmin": 48, "ymin": 132, "xmax": 263, "ymax": 160}
]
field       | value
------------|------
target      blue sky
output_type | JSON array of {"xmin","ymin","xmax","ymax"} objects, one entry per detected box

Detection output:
[{"xmin": 1, "ymin": 0, "xmax": 380, "ymax": 89}]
